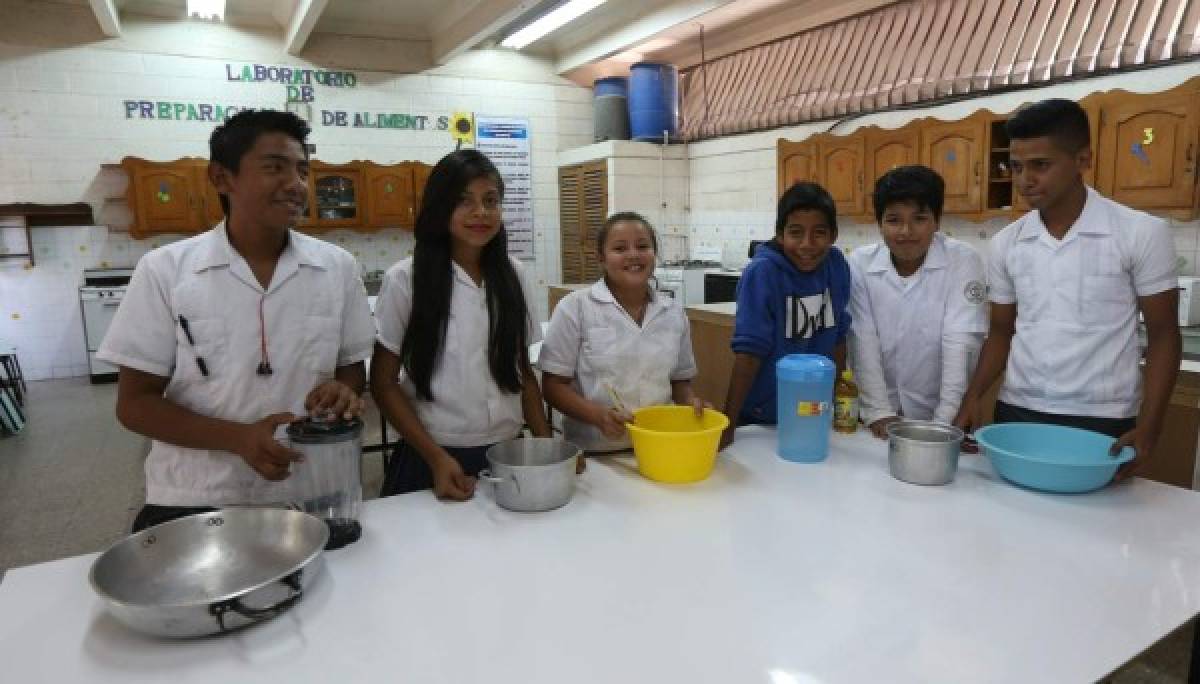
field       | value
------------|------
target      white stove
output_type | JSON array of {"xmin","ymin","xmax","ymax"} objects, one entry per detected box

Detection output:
[
  {"xmin": 659, "ymin": 260, "xmax": 722, "ymax": 305},
  {"xmin": 79, "ymin": 268, "xmax": 133, "ymax": 382}
]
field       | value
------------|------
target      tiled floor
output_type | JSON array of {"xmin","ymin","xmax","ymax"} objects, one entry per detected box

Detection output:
[
  {"xmin": 0, "ymin": 379, "xmax": 1191, "ymax": 682},
  {"xmin": 0, "ymin": 378, "xmax": 388, "ymax": 574}
]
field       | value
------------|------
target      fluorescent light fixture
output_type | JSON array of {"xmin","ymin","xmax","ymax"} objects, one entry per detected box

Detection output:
[
  {"xmin": 187, "ymin": 0, "xmax": 225, "ymax": 21},
  {"xmin": 501, "ymin": 0, "xmax": 607, "ymax": 50}
]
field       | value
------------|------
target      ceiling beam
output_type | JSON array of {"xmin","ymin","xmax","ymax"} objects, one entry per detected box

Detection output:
[
  {"xmin": 284, "ymin": 0, "xmax": 330, "ymax": 56},
  {"xmin": 429, "ymin": 0, "xmax": 540, "ymax": 65},
  {"xmin": 87, "ymin": 0, "xmax": 121, "ymax": 37},
  {"xmin": 554, "ymin": 0, "xmax": 731, "ymax": 75}
]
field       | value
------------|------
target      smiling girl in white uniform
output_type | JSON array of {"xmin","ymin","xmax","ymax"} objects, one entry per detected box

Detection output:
[
  {"xmin": 371, "ymin": 150, "xmax": 550, "ymax": 501},
  {"xmin": 539, "ymin": 212, "xmax": 703, "ymax": 452}
]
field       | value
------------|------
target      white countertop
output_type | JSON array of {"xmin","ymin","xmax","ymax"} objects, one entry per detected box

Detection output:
[
  {"xmin": 4, "ymin": 426, "xmax": 1200, "ymax": 683},
  {"xmin": 686, "ymin": 301, "xmax": 737, "ymax": 317}
]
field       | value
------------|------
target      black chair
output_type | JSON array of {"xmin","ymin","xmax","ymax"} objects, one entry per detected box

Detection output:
[{"xmin": 0, "ymin": 344, "xmax": 25, "ymax": 407}]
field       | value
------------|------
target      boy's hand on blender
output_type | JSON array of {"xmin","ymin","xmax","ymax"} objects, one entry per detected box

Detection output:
[
  {"xmin": 306, "ymin": 379, "xmax": 365, "ymax": 421},
  {"xmin": 431, "ymin": 452, "xmax": 475, "ymax": 501},
  {"xmin": 593, "ymin": 403, "xmax": 632, "ymax": 440}
]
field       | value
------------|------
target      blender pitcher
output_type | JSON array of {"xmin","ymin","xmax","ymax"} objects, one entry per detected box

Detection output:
[{"xmin": 286, "ymin": 418, "xmax": 364, "ymax": 550}]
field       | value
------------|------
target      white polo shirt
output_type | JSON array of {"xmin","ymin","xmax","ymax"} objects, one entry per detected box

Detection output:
[
  {"xmin": 848, "ymin": 233, "xmax": 987, "ymax": 425},
  {"xmin": 375, "ymin": 256, "xmax": 539, "ymax": 448},
  {"xmin": 97, "ymin": 223, "xmax": 376, "ymax": 506},
  {"xmin": 538, "ymin": 280, "xmax": 698, "ymax": 452},
  {"xmin": 989, "ymin": 186, "xmax": 1177, "ymax": 418}
]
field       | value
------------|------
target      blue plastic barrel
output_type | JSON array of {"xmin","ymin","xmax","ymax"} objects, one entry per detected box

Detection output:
[
  {"xmin": 593, "ymin": 77, "xmax": 630, "ymax": 142},
  {"xmin": 628, "ymin": 62, "xmax": 678, "ymax": 142},
  {"xmin": 594, "ymin": 77, "xmax": 628, "ymax": 97},
  {"xmin": 776, "ymin": 354, "xmax": 835, "ymax": 463}
]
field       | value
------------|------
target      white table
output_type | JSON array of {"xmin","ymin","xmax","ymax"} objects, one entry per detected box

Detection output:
[{"xmin": 4, "ymin": 426, "xmax": 1200, "ymax": 683}]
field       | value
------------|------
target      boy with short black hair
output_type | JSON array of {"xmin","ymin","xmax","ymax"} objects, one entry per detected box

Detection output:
[
  {"xmin": 99, "ymin": 109, "xmax": 376, "ymax": 531},
  {"xmin": 721, "ymin": 182, "xmax": 852, "ymax": 448},
  {"xmin": 954, "ymin": 98, "xmax": 1181, "ymax": 477},
  {"xmin": 849, "ymin": 165, "xmax": 986, "ymax": 438}
]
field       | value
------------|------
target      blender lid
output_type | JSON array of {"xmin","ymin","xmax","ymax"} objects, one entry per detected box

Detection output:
[{"xmin": 286, "ymin": 417, "xmax": 364, "ymax": 444}]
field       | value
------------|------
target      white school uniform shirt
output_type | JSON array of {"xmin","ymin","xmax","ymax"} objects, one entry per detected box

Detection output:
[
  {"xmin": 848, "ymin": 234, "xmax": 987, "ymax": 425},
  {"xmin": 538, "ymin": 279, "xmax": 698, "ymax": 452},
  {"xmin": 989, "ymin": 186, "xmax": 1177, "ymax": 418},
  {"xmin": 374, "ymin": 256, "xmax": 540, "ymax": 448},
  {"xmin": 97, "ymin": 223, "xmax": 376, "ymax": 507}
]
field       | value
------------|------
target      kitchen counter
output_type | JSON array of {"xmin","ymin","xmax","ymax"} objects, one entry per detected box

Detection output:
[
  {"xmin": 684, "ymin": 303, "xmax": 736, "ymax": 406},
  {"xmin": 4, "ymin": 426, "xmax": 1200, "ymax": 683}
]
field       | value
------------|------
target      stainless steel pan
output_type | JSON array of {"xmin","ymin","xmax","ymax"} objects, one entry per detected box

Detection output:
[{"xmin": 89, "ymin": 508, "xmax": 328, "ymax": 638}]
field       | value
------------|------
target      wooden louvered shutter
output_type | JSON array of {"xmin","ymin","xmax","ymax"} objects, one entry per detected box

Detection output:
[
  {"xmin": 558, "ymin": 165, "xmax": 584, "ymax": 283},
  {"xmin": 558, "ymin": 160, "xmax": 608, "ymax": 284},
  {"xmin": 580, "ymin": 161, "xmax": 608, "ymax": 282}
]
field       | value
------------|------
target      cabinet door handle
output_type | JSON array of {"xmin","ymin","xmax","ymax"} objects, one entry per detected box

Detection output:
[
  {"xmin": 1187, "ymin": 143, "xmax": 1194, "ymax": 174},
  {"xmin": 975, "ymin": 160, "xmax": 981, "ymax": 180}
]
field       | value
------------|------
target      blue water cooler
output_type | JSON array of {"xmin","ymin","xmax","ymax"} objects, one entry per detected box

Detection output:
[{"xmin": 776, "ymin": 354, "xmax": 835, "ymax": 463}]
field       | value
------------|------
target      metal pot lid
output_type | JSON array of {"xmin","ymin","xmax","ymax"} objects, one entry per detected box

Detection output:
[{"xmin": 286, "ymin": 417, "xmax": 363, "ymax": 444}]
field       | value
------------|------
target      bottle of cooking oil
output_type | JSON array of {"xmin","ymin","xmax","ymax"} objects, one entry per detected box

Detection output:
[{"xmin": 833, "ymin": 369, "xmax": 859, "ymax": 434}]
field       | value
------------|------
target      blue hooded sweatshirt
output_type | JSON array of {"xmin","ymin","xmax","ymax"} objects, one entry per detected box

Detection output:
[{"xmin": 731, "ymin": 240, "xmax": 851, "ymax": 425}]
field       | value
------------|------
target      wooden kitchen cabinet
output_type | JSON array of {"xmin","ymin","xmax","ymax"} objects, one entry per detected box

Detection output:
[
  {"xmin": 686, "ymin": 305, "xmax": 736, "ymax": 408},
  {"xmin": 921, "ymin": 114, "xmax": 987, "ymax": 214},
  {"xmin": 365, "ymin": 162, "xmax": 416, "ymax": 229},
  {"xmin": 863, "ymin": 125, "xmax": 921, "ymax": 218},
  {"xmin": 1096, "ymin": 87, "xmax": 1200, "ymax": 211},
  {"xmin": 817, "ymin": 134, "xmax": 866, "ymax": 216},
  {"xmin": 364, "ymin": 161, "xmax": 433, "ymax": 230},
  {"xmin": 776, "ymin": 76, "xmax": 1200, "ymax": 222},
  {"xmin": 186, "ymin": 159, "xmax": 226, "ymax": 229},
  {"xmin": 120, "ymin": 157, "xmax": 434, "ymax": 237},
  {"xmin": 412, "ymin": 163, "xmax": 431, "ymax": 219},
  {"xmin": 121, "ymin": 157, "xmax": 217, "ymax": 238},
  {"xmin": 311, "ymin": 162, "xmax": 363, "ymax": 229},
  {"xmin": 777, "ymin": 139, "xmax": 818, "ymax": 197}
]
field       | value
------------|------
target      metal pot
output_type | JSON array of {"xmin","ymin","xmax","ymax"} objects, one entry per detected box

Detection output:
[
  {"xmin": 89, "ymin": 508, "xmax": 328, "ymax": 638},
  {"xmin": 479, "ymin": 438, "xmax": 581, "ymax": 512},
  {"xmin": 886, "ymin": 420, "xmax": 964, "ymax": 486}
]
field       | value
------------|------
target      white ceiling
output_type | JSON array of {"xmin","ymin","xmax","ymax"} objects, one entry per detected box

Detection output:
[{"xmin": 87, "ymin": 0, "xmax": 894, "ymax": 80}]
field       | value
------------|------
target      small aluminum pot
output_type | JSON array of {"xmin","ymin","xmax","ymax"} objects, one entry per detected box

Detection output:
[
  {"xmin": 886, "ymin": 420, "xmax": 964, "ymax": 486},
  {"xmin": 479, "ymin": 438, "xmax": 581, "ymax": 512}
]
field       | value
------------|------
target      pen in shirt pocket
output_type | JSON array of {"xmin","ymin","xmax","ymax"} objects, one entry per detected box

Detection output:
[{"xmin": 177, "ymin": 315, "xmax": 210, "ymax": 377}]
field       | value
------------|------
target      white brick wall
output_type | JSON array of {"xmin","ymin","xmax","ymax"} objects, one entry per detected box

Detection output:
[{"xmin": 0, "ymin": 25, "xmax": 593, "ymax": 379}]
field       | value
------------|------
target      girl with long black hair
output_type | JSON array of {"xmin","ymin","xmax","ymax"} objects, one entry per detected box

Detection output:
[{"xmin": 371, "ymin": 150, "xmax": 550, "ymax": 499}]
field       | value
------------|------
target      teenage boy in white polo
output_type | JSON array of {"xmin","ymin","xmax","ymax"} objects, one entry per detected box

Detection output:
[
  {"xmin": 99, "ymin": 110, "xmax": 375, "ymax": 531},
  {"xmin": 954, "ymin": 99, "xmax": 1181, "ymax": 478}
]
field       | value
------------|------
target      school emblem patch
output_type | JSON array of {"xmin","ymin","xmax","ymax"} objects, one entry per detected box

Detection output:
[{"xmin": 964, "ymin": 280, "xmax": 986, "ymax": 304}]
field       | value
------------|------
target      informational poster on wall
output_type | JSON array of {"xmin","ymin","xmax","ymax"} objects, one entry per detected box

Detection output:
[{"xmin": 475, "ymin": 117, "xmax": 534, "ymax": 259}]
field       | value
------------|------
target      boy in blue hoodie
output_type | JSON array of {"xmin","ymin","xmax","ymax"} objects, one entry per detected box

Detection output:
[{"xmin": 720, "ymin": 182, "xmax": 852, "ymax": 449}]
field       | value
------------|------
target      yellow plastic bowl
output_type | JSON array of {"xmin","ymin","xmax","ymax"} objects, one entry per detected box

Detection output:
[{"xmin": 626, "ymin": 405, "xmax": 730, "ymax": 483}]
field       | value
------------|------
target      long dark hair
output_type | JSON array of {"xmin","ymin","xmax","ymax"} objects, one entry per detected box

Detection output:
[{"xmin": 401, "ymin": 149, "xmax": 529, "ymax": 401}]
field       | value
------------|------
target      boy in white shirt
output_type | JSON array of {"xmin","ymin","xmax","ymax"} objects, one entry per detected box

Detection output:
[
  {"xmin": 849, "ymin": 165, "xmax": 986, "ymax": 437},
  {"xmin": 954, "ymin": 99, "xmax": 1181, "ymax": 477},
  {"xmin": 99, "ymin": 110, "xmax": 376, "ymax": 531}
]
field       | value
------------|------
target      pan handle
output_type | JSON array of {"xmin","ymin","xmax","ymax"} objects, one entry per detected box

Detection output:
[
  {"xmin": 477, "ymin": 469, "xmax": 520, "ymax": 494},
  {"xmin": 209, "ymin": 570, "xmax": 304, "ymax": 633}
]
